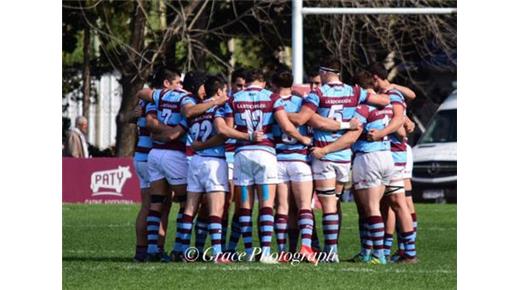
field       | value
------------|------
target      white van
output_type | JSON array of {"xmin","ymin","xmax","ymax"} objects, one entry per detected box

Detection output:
[{"xmin": 411, "ymin": 90, "xmax": 457, "ymax": 202}]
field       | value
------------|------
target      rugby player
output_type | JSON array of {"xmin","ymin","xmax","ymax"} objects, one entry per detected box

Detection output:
[
  {"xmin": 287, "ymin": 57, "xmax": 390, "ymax": 262},
  {"xmin": 223, "ymin": 69, "xmax": 311, "ymax": 264},
  {"xmin": 367, "ymin": 63, "xmax": 417, "ymax": 263},
  {"xmin": 175, "ymin": 76, "xmax": 263, "ymax": 263},
  {"xmin": 137, "ymin": 71, "xmax": 227, "ymax": 261}
]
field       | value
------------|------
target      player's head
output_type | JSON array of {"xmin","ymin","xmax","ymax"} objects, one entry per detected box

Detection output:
[
  {"xmin": 204, "ymin": 75, "xmax": 227, "ymax": 99},
  {"xmin": 151, "ymin": 67, "xmax": 181, "ymax": 90},
  {"xmin": 231, "ymin": 68, "xmax": 247, "ymax": 93},
  {"xmin": 270, "ymin": 69, "xmax": 293, "ymax": 91},
  {"xmin": 367, "ymin": 62, "xmax": 389, "ymax": 90},
  {"xmin": 245, "ymin": 69, "xmax": 266, "ymax": 88},
  {"xmin": 319, "ymin": 56, "xmax": 341, "ymax": 83},
  {"xmin": 306, "ymin": 68, "xmax": 321, "ymax": 90},
  {"xmin": 75, "ymin": 116, "xmax": 88, "ymax": 135},
  {"xmin": 183, "ymin": 71, "xmax": 207, "ymax": 100},
  {"xmin": 353, "ymin": 69, "xmax": 375, "ymax": 90}
]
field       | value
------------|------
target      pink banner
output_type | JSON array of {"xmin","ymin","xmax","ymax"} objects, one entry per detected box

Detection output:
[{"xmin": 62, "ymin": 157, "xmax": 141, "ymax": 204}]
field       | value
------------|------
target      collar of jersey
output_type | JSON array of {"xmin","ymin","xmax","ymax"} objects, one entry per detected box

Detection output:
[{"xmin": 245, "ymin": 85, "xmax": 263, "ymax": 91}]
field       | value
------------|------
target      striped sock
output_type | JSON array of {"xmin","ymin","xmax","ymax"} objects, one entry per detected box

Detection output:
[
  {"xmin": 259, "ymin": 207, "xmax": 274, "ymax": 256},
  {"xmin": 173, "ymin": 214, "xmax": 193, "ymax": 255},
  {"xmin": 401, "ymin": 231, "xmax": 417, "ymax": 258},
  {"xmin": 396, "ymin": 222, "xmax": 405, "ymax": 254},
  {"xmin": 146, "ymin": 210, "xmax": 161, "ymax": 254},
  {"xmin": 323, "ymin": 213, "xmax": 339, "ymax": 253},
  {"xmin": 275, "ymin": 214, "xmax": 288, "ymax": 252},
  {"xmin": 360, "ymin": 217, "xmax": 372, "ymax": 257},
  {"xmin": 239, "ymin": 208, "xmax": 253, "ymax": 255},
  {"xmin": 288, "ymin": 228, "xmax": 299, "ymax": 253},
  {"xmin": 195, "ymin": 217, "xmax": 208, "ymax": 253},
  {"xmin": 311, "ymin": 212, "xmax": 321, "ymax": 251},
  {"xmin": 367, "ymin": 216, "xmax": 385, "ymax": 259},
  {"xmin": 208, "ymin": 216, "xmax": 223, "ymax": 256},
  {"xmin": 298, "ymin": 209, "xmax": 314, "ymax": 248},
  {"xmin": 412, "ymin": 213, "xmax": 417, "ymax": 233},
  {"xmin": 227, "ymin": 213, "xmax": 241, "ymax": 252},
  {"xmin": 383, "ymin": 233, "xmax": 394, "ymax": 256},
  {"xmin": 221, "ymin": 217, "xmax": 229, "ymax": 250}
]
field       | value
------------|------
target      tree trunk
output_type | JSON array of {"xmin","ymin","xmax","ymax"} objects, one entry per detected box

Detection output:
[
  {"xmin": 82, "ymin": 27, "xmax": 91, "ymax": 120},
  {"xmin": 115, "ymin": 75, "xmax": 144, "ymax": 157}
]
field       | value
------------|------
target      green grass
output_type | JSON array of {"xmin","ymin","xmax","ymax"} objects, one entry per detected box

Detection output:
[{"xmin": 63, "ymin": 203, "xmax": 456, "ymax": 289}]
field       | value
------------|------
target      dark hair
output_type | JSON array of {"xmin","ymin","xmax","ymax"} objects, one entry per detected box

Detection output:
[
  {"xmin": 245, "ymin": 69, "xmax": 264, "ymax": 83},
  {"xmin": 183, "ymin": 71, "xmax": 207, "ymax": 97},
  {"xmin": 271, "ymin": 69, "xmax": 293, "ymax": 88},
  {"xmin": 320, "ymin": 55, "xmax": 341, "ymax": 73},
  {"xmin": 231, "ymin": 68, "xmax": 247, "ymax": 83},
  {"xmin": 307, "ymin": 67, "xmax": 320, "ymax": 79},
  {"xmin": 204, "ymin": 75, "xmax": 226, "ymax": 97},
  {"xmin": 367, "ymin": 63, "xmax": 388, "ymax": 80},
  {"xmin": 151, "ymin": 67, "xmax": 180, "ymax": 89},
  {"xmin": 353, "ymin": 70, "xmax": 374, "ymax": 90}
]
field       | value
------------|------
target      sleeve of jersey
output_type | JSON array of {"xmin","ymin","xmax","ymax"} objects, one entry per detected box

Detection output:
[
  {"xmin": 389, "ymin": 93, "xmax": 405, "ymax": 107},
  {"xmin": 358, "ymin": 88, "xmax": 369, "ymax": 104},
  {"xmin": 145, "ymin": 102, "xmax": 157, "ymax": 116},
  {"xmin": 354, "ymin": 105, "xmax": 369, "ymax": 127},
  {"xmin": 214, "ymin": 106, "xmax": 226, "ymax": 119},
  {"xmin": 223, "ymin": 99, "xmax": 234, "ymax": 118},
  {"xmin": 152, "ymin": 89, "xmax": 160, "ymax": 106},
  {"xmin": 302, "ymin": 92, "xmax": 319, "ymax": 112},
  {"xmin": 178, "ymin": 116, "xmax": 189, "ymax": 131},
  {"xmin": 272, "ymin": 94, "xmax": 285, "ymax": 112},
  {"xmin": 180, "ymin": 94, "xmax": 197, "ymax": 107}
]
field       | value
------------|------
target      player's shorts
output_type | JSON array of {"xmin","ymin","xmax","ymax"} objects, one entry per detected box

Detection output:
[
  {"xmin": 352, "ymin": 150, "xmax": 396, "ymax": 190},
  {"xmin": 277, "ymin": 161, "xmax": 313, "ymax": 183},
  {"xmin": 233, "ymin": 150, "xmax": 279, "ymax": 186},
  {"xmin": 187, "ymin": 155, "xmax": 229, "ymax": 193},
  {"xmin": 403, "ymin": 144, "xmax": 413, "ymax": 179},
  {"xmin": 133, "ymin": 159, "xmax": 150, "ymax": 189},
  {"xmin": 148, "ymin": 149, "xmax": 188, "ymax": 185},
  {"xmin": 386, "ymin": 164, "xmax": 405, "ymax": 195},
  {"xmin": 225, "ymin": 152, "xmax": 234, "ymax": 181},
  {"xmin": 312, "ymin": 159, "xmax": 351, "ymax": 183}
]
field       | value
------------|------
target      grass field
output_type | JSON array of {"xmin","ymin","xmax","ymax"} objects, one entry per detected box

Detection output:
[{"xmin": 63, "ymin": 203, "xmax": 456, "ymax": 289}]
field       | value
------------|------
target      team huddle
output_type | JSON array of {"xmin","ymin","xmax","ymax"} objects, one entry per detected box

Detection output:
[{"xmin": 131, "ymin": 55, "xmax": 418, "ymax": 265}]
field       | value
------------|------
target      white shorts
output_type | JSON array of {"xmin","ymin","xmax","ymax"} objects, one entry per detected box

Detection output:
[
  {"xmin": 187, "ymin": 155, "xmax": 229, "ymax": 193},
  {"xmin": 312, "ymin": 159, "xmax": 351, "ymax": 183},
  {"xmin": 148, "ymin": 149, "xmax": 188, "ymax": 185},
  {"xmin": 277, "ymin": 161, "xmax": 313, "ymax": 183},
  {"xmin": 133, "ymin": 159, "xmax": 150, "ymax": 189},
  {"xmin": 403, "ymin": 144, "xmax": 413, "ymax": 179},
  {"xmin": 233, "ymin": 150, "xmax": 279, "ymax": 186},
  {"xmin": 228, "ymin": 162, "xmax": 234, "ymax": 181},
  {"xmin": 352, "ymin": 151, "xmax": 396, "ymax": 190}
]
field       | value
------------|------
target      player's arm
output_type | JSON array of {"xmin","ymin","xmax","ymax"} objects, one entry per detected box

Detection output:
[
  {"xmin": 287, "ymin": 106, "xmax": 316, "ymax": 126},
  {"xmin": 307, "ymin": 114, "xmax": 360, "ymax": 131},
  {"xmin": 367, "ymin": 103, "xmax": 405, "ymax": 141},
  {"xmin": 390, "ymin": 83, "xmax": 416, "ymax": 101},
  {"xmin": 181, "ymin": 94, "xmax": 228, "ymax": 119},
  {"xmin": 145, "ymin": 113, "xmax": 171, "ymax": 133},
  {"xmin": 150, "ymin": 125, "xmax": 186, "ymax": 143},
  {"xmin": 311, "ymin": 128, "xmax": 363, "ymax": 159},
  {"xmin": 275, "ymin": 109, "xmax": 311, "ymax": 145},
  {"xmin": 363, "ymin": 87, "xmax": 390, "ymax": 107},
  {"xmin": 395, "ymin": 126, "xmax": 407, "ymax": 139},
  {"xmin": 136, "ymin": 87, "xmax": 153, "ymax": 102},
  {"xmin": 403, "ymin": 116, "xmax": 415, "ymax": 134},
  {"xmin": 214, "ymin": 117, "xmax": 257, "ymax": 141}
]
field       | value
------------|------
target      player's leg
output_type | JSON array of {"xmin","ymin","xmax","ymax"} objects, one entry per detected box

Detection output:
[
  {"xmin": 356, "ymin": 185, "xmax": 386, "ymax": 264},
  {"xmin": 381, "ymin": 198, "xmax": 396, "ymax": 258},
  {"xmin": 275, "ymin": 181, "xmax": 290, "ymax": 256},
  {"xmin": 158, "ymin": 193, "xmax": 172, "ymax": 257},
  {"xmin": 226, "ymin": 191, "xmax": 241, "ymax": 253},
  {"xmin": 404, "ymin": 178, "xmax": 417, "ymax": 242},
  {"xmin": 386, "ymin": 184, "xmax": 416, "ymax": 263},
  {"xmin": 287, "ymin": 193, "xmax": 299, "ymax": 253},
  {"xmin": 134, "ymin": 186, "xmax": 150, "ymax": 262},
  {"xmin": 194, "ymin": 201, "xmax": 209, "ymax": 255},
  {"xmin": 221, "ymin": 186, "xmax": 233, "ymax": 249},
  {"xmin": 146, "ymin": 178, "xmax": 169, "ymax": 259}
]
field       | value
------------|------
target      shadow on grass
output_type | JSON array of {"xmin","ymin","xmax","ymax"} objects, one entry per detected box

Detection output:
[{"xmin": 63, "ymin": 256, "xmax": 132, "ymax": 263}]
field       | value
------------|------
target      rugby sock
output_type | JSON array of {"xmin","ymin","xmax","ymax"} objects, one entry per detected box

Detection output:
[
  {"xmin": 401, "ymin": 231, "xmax": 417, "ymax": 259},
  {"xmin": 174, "ymin": 214, "xmax": 194, "ymax": 254},
  {"xmin": 288, "ymin": 228, "xmax": 299, "ymax": 253},
  {"xmin": 323, "ymin": 213, "xmax": 339, "ymax": 254},
  {"xmin": 311, "ymin": 212, "xmax": 321, "ymax": 251},
  {"xmin": 259, "ymin": 207, "xmax": 275, "ymax": 256},
  {"xmin": 298, "ymin": 209, "xmax": 314, "ymax": 248},
  {"xmin": 221, "ymin": 217, "xmax": 229, "ymax": 249},
  {"xmin": 367, "ymin": 216, "xmax": 385, "ymax": 259},
  {"xmin": 195, "ymin": 217, "xmax": 208, "ymax": 253},
  {"xmin": 172, "ymin": 207, "xmax": 185, "ymax": 254},
  {"xmin": 274, "ymin": 214, "xmax": 288, "ymax": 252},
  {"xmin": 208, "ymin": 216, "xmax": 223, "ymax": 256},
  {"xmin": 239, "ymin": 208, "xmax": 253, "ymax": 255},
  {"xmin": 146, "ymin": 210, "xmax": 161, "ymax": 254},
  {"xmin": 135, "ymin": 245, "xmax": 147, "ymax": 259},
  {"xmin": 383, "ymin": 233, "xmax": 394, "ymax": 256},
  {"xmin": 396, "ymin": 222, "xmax": 405, "ymax": 255},
  {"xmin": 227, "ymin": 213, "xmax": 241, "ymax": 252},
  {"xmin": 360, "ymin": 217, "xmax": 372, "ymax": 257}
]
